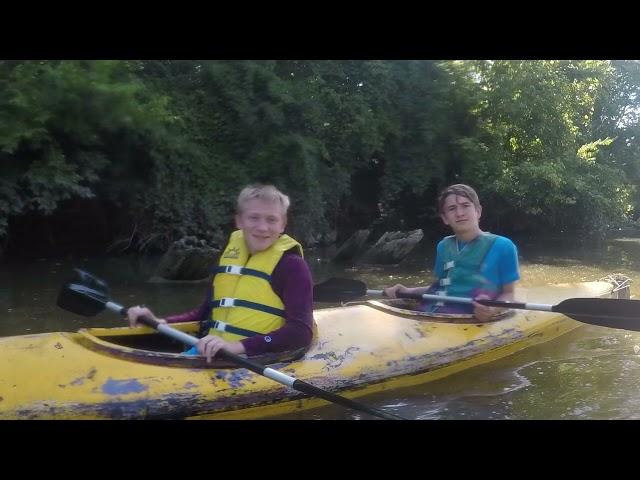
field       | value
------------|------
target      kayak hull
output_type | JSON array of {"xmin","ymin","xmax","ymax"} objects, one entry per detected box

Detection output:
[{"xmin": 0, "ymin": 279, "xmax": 625, "ymax": 419}]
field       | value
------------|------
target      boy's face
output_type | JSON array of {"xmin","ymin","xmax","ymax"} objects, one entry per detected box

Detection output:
[
  {"xmin": 440, "ymin": 194, "xmax": 482, "ymax": 234},
  {"xmin": 236, "ymin": 198, "xmax": 287, "ymax": 254}
]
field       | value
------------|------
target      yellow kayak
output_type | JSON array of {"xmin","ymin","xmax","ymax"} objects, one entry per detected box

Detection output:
[{"xmin": 0, "ymin": 278, "xmax": 627, "ymax": 419}]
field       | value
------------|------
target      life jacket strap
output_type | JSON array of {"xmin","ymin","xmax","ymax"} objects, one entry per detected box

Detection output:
[
  {"xmin": 210, "ymin": 298, "xmax": 286, "ymax": 317},
  {"xmin": 211, "ymin": 265, "xmax": 273, "ymax": 282},
  {"xmin": 207, "ymin": 320, "xmax": 262, "ymax": 338}
]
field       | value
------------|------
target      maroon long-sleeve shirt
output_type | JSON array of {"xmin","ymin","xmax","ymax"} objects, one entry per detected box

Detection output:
[{"xmin": 165, "ymin": 252, "xmax": 314, "ymax": 356}]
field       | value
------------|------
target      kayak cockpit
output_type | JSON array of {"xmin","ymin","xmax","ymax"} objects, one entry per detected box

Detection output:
[
  {"xmin": 74, "ymin": 322, "xmax": 307, "ymax": 368},
  {"xmin": 360, "ymin": 299, "xmax": 515, "ymax": 323},
  {"xmin": 354, "ymin": 274, "xmax": 632, "ymax": 323}
]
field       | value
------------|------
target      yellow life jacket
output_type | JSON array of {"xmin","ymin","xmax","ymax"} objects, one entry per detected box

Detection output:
[{"xmin": 209, "ymin": 230, "xmax": 303, "ymax": 342}]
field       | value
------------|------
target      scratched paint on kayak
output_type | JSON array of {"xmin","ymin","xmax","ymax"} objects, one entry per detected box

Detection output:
[
  {"xmin": 102, "ymin": 378, "xmax": 149, "ymax": 395},
  {"xmin": 211, "ymin": 368, "xmax": 256, "ymax": 388},
  {"xmin": 68, "ymin": 367, "xmax": 97, "ymax": 386}
]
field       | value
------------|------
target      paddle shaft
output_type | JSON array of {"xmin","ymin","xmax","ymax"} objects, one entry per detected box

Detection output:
[
  {"xmin": 366, "ymin": 290, "xmax": 553, "ymax": 312},
  {"xmin": 104, "ymin": 301, "xmax": 404, "ymax": 420},
  {"xmin": 364, "ymin": 286, "xmax": 640, "ymax": 330},
  {"xmin": 313, "ymin": 276, "xmax": 639, "ymax": 332}
]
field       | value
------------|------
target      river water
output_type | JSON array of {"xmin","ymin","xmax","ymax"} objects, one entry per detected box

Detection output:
[{"xmin": 3, "ymin": 236, "xmax": 640, "ymax": 420}]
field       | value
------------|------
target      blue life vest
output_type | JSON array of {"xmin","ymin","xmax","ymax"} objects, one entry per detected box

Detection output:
[{"xmin": 432, "ymin": 232, "xmax": 499, "ymax": 308}]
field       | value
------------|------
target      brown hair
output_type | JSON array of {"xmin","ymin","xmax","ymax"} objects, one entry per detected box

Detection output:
[{"xmin": 437, "ymin": 184, "xmax": 481, "ymax": 213}]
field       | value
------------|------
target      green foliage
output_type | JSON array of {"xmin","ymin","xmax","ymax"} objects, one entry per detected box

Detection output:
[
  {"xmin": 135, "ymin": 60, "xmax": 394, "ymax": 246},
  {"xmin": 0, "ymin": 60, "xmax": 171, "ymax": 238},
  {"xmin": 461, "ymin": 60, "xmax": 634, "ymax": 237},
  {"xmin": 3, "ymin": 59, "xmax": 640, "ymax": 255}
]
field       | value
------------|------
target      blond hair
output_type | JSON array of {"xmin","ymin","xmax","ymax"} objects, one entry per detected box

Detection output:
[
  {"xmin": 437, "ymin": 184, "xmax": 481, "ymax": 213},
  {"xmin": 237, "ymin": 184, "xmax": 290, "ymax": 215}
]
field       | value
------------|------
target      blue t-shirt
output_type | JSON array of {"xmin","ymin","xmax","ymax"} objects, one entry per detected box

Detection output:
[
  {"xmin": 434, "ymin": 234, "xmax": 520, "ymax": 291},
  {"xmin": 419, "ymin": 234, "xmax": 520, "ymax": 314}
]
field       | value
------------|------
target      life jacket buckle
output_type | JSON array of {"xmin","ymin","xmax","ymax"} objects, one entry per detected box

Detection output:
[
  {"xmin": 211, "ymin": 320, "xmax": 227, "ymax": 331},
  {"xmin": 219, "ymin": 297, "xmax": 236, "ymax": 307},
  {"xmin": 223, "ymin": 265, "xmax": 243, "ymax": 275}
]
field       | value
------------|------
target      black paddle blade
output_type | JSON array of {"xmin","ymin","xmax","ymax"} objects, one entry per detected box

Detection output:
[
  {"xmin": 555, "ymin": 298, "xmax": 640, "ymax": 331},
  {"xmin": 56, "ymin": 283, "xmax": 109, "ymax": 317},
  {"xmin": 70, "ymin": 269, "xmax": 110, "ymax": 296},
  {"xmin": 313, "ymin": 277, "xmax": 368, "ymax": 302}
]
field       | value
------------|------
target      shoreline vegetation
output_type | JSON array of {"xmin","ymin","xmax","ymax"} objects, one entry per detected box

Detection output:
[{"xmin": 2, "ymin": 60, "xmax": 640, "ymax": 261}]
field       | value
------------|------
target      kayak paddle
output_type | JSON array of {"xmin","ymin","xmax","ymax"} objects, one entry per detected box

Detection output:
[{"xmin": 313, "ymin": 277, "xmax": 640, "ymax": 331}]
